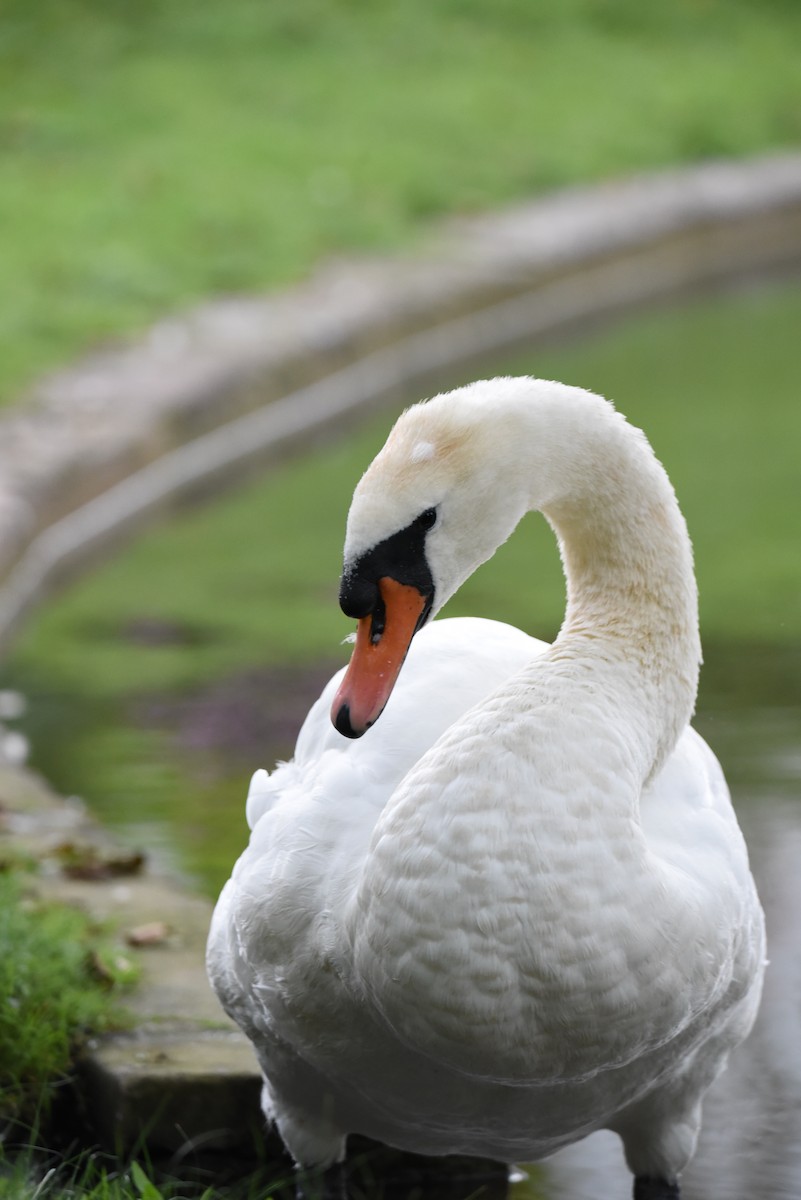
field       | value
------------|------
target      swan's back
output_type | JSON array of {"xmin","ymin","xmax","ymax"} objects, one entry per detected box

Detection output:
[{"xmin": 245, "ymin": 617, "xmax": 548, "ymax": 831}]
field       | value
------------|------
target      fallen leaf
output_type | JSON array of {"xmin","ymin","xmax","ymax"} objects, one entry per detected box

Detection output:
[
  {"xmin": 55, "ymin": 842, "xmax": 146, "ymax": 880},
  {"xmin": 125, "ymin": 921, "xmax": 171, "ymax": 946}
]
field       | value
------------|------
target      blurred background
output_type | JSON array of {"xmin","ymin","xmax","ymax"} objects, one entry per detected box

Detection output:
[{"xmin": 1, "ymin": 1, "xmax": 801, "ymax": 1197}]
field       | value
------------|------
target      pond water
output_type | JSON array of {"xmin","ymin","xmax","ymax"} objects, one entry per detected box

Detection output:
[{"xmin": 4, "ymin": 282, "xmax": 801, "ymax": 1197}]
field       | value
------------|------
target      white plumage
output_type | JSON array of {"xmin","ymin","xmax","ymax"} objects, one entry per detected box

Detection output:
[{"xmin": 208, "ymin": 377, "xmax": 765, "ymax": 1196}]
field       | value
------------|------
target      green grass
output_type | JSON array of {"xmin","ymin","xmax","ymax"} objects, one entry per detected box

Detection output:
[
  {"xmin": 0, "ymin": 1147, "xmax": 290, "ymax": 1199},
  {"xmin": 0, "ymin": 868, "xmax": 135, "ymax": 1129},
  {"xmin": 0, "ymin": 1146, "xmax": 539, "ymax": 1200},
  {"xmin": 1, "ymin": 0, "xmax": 801, "ymax": 406}
]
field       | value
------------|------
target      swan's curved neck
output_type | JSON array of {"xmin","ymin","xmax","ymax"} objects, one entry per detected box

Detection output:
[
  {"xmin": 515, "ymin": 390, "xmax": 701, "ymax": 779},
  {"xmin": 346, "ymin": 379, "xmax": 701, "ymax": 784}
]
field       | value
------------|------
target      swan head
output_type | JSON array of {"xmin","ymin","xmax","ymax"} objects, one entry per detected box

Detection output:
[{"xmin": 331, "ymin": 379, "xmax": 537, "ymax": 738}]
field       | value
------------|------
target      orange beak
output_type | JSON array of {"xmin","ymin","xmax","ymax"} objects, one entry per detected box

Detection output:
[{"xmin": 331, "ymin": 577, "xmax": 428, "ymax": 738}]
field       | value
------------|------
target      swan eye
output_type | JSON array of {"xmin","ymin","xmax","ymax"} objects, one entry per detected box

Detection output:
[{"xmin": 416, "ymin": 507, "xmax": 437, "ymax": 531}]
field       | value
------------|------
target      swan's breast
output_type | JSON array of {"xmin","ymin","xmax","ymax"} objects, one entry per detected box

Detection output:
[{"xmin": 349, "ymin": 694, "xmax": 754, "ymax": 1085}]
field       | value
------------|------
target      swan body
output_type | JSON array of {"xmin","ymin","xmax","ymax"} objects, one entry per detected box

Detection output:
[{"xmin": 208, "ymin": 378, "xmax": 765, "ymax": 1195}]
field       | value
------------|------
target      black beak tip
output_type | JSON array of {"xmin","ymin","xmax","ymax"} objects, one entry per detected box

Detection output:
[{"xmin": 333, "ymin": 703, "xmax": 367, "ymax": 740}]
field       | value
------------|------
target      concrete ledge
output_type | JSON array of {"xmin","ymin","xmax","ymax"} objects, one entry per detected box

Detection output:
[
  {"xmin": 0, "ymin": 761, "xmax": 263, "ymax": 1154},
  {"xmin": 81, "ymin": 1031, "xmax": 264, "ymax": 1155},
  {"xmin": 2, "ymin": 154, "xmax": 801, "ymax": 654}
]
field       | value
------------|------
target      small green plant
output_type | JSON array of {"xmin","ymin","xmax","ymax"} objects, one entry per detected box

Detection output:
[
  {"xmin": 0, "ymin": 1140, "xmax": 291, "ymax": 1199},
  {"xmin": 128, "ymin": 1162, "xmax": 167, "ymax": 1200},
  {"xmin": 0, "ymin": 866, "xmax": 136, "ymax": 1128}
]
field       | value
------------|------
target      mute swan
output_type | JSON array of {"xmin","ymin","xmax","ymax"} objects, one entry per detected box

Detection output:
[{"xmin": 208, "ymin": 377, "xmax": 765, "ymax": 1200}]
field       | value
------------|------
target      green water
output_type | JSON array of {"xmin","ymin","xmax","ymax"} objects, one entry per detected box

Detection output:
[{"xmin": 5, "ymin": 279, "xmax": 801, "ymax": 898}]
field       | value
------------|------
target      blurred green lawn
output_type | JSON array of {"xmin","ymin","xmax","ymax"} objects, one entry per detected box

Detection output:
[{"xmin": 2, "ymin": 0, "xmax": 801, "ymax": 406}]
